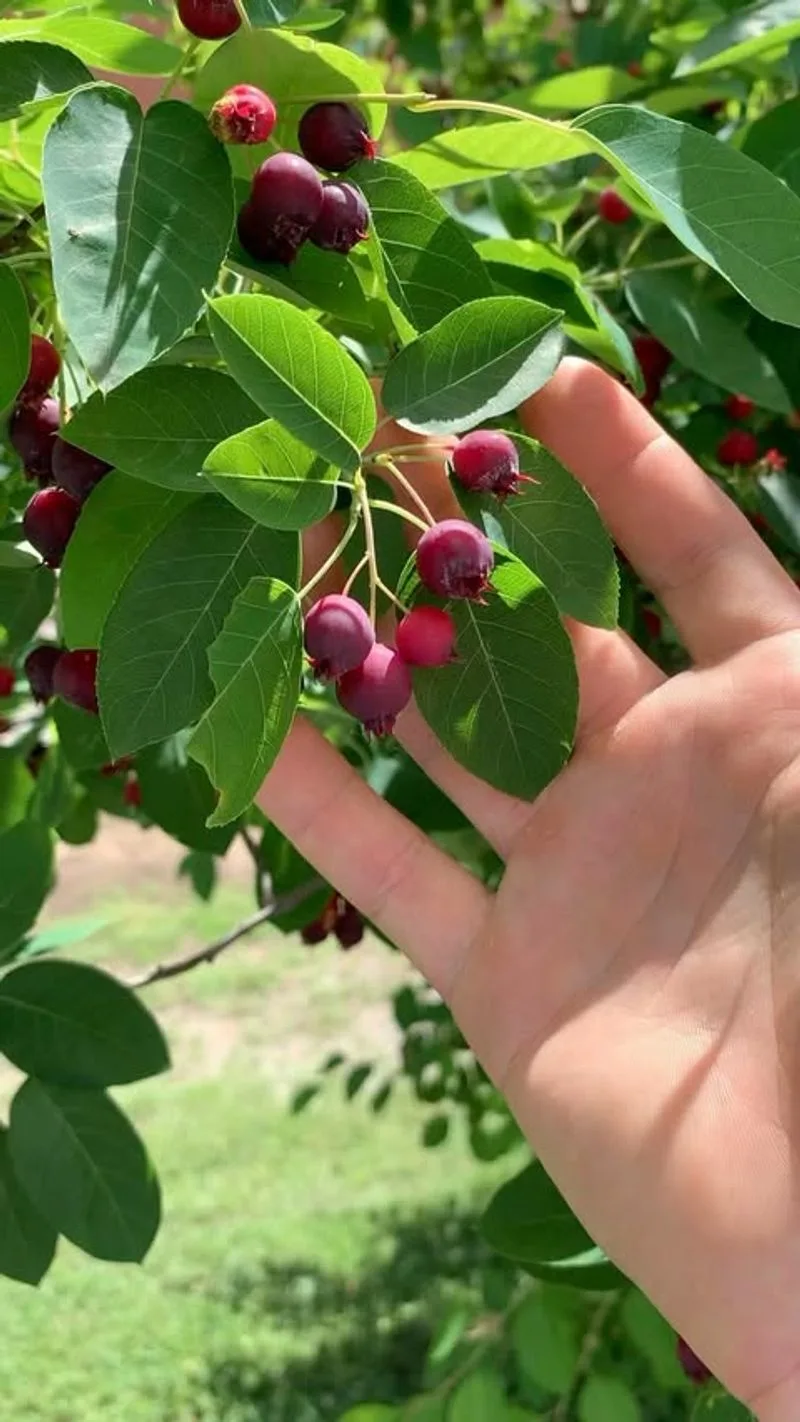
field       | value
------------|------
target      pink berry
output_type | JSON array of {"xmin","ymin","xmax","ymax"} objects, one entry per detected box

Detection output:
[
  {"xmin": 24, "ymin": 645, "xmax": 62, "ymax": 704},
  {"xmin": 308, "ymin": 181, "xmax": 370, "ymax": 254},
  {"xmin": 451, "ymin": 429, "xmax": 521, "ymax": 496},
  {"xmin": 336, "ymin": 643, "xmax": 412, "ymax": 736},
  {"xmin": 304, "ymin": 594, "xmax": 374, "ymax": 679},
  {"xmin": 23, "ymin": 487, "xmax": 81, "ymax": 567},
  {"xmin": 676, "ymin": 1337, "xmax": 713, "ymax": 1386},
  {"xmin": 0, "ymin": 665, "xmax": 15, "ymax": 698},
  {"xmin": 9, "ymin": 395, "xmax": 60, "ymax": 481},
  {"xmin": 725, "ymin": 393, "xmax": 755, "ymax": 421},
  {"xmin": 53, "ymin": 649, "xmax": 99, "ymax": 716},
  {"xmin": 717, "ymin": 429, "xmax": 759, "ymax": 467},
  {"xmin": 176, "ymin": 0, "xmax": 241, "ymax": 39},
  {"xmin": 415, "ymin": 519, "xmax": 494, "ymax": 601},
  {"xmin": 395, "ymin": 606, "xmax": 456, "ymax": 667},
  {"xmin": 21, "ymin": 335, "xmax": 61, "ymax": 402},
  {"xmin": 209, "ymin": 85, "xmax": 277, "ymax": 145},
  {"xmin": 763, "ymin": 447, "xmax": 788, "ymax": 471},
  {"xmin": 597, "ymin": 188, "xmax": 633, "ymax": 224},
  {"xmin": 247, "ymin": 152, "xmax": 324, "ymax": 261},
  {"xmin": 298, "ymin": 101, "xmax": 377, "ymax": 173},
  {"xmin": 52, "ymin": 437, "xmax": 111, "ymax": 503}
]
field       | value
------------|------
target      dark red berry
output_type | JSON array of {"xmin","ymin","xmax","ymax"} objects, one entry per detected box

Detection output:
[
  {"xmin": 9, "ymin": 395, "xmax": 60, "ymax": 481},
  {"xmin": 237, "ymin": 201, "xmax": 301, "ymax": 266},
  {"xmin": 334, "ymin": 901, "xmax": 364, "ymax": 949},
  {"xmin": 209, "ymin": 84, "xmax": 277, "ymax": 145},
  {"xmin": 24, "ymin": 646, "xmax": 62, "ymax": 704},
  {"xmin": 301, "ymin": 916, "xmax": 329, "ymax": 945},
  {"xmin": 641, "ymin": 608, "xmax": 662, "ymax": 640},
  {"xmin": 176, "ymin": 0, "xmax": 241, "ymax": 39},
  {"xmin": 725, "ymin": 393, "xmax": 755, "ymax": 421},
  {"xmin": 304, "ymin": 594, "xmax": 374, "ymax": 679},
  {"xmin": 123, "ymin": 777, "xmax": 142, "ymax": 809},
  {"xmin": 0, "ymin": 665, "xmax": 15, "ymax": 698},
  {"xmin": 416, "ymin": 520, "xmax": 494, "ymax": 601},
  {"xmin": 633, "ymin": 333, "xmax": 671, "ymax": 386},
  {"xmin": 298, "ymin": 101, "xmax": 377, "ymax": 173},
  {"xmin": 395, "ymin": 606, "xmax": 456, "ymax": 667},
  {"xmin": 676, "ymin": 1337, "xmax": 713, "ymax": 1385},
  {"xmin": 52, "ymin": 649, "xmax": 99, "ymax": 716},
  {"xmin": 597, "ymin": 188, "xmax": 633, "ymax": 224},
  {"xmin": 248, "ymin": 152, "xmax": 324, "ymax": 258},
  {"xmin": 23, "ymin": 487, "xmax": 81, "ymax": 567},
  {"xmin": 21, "ymin": 335, "xmax": 61, "ymax": 402},
  {"xmin": 52, "ymin": 437, "xmax": 111, "ymax": 503},
  {"xmin": 336, "ymin": 643, "xmax": 412, "ymax": 736},
  {"xmin": 717, "ymin": 429, "xmax": 759, "ymax": 467},
  {"xmin": 308, "ymin": 181, "xmax": 370, "ymax": 254},
  {"xmin": 451, "ymin": 429, "xmax": 523, "ymax": 496}
]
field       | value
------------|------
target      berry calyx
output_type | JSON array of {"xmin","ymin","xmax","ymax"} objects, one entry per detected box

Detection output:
[
  {"xmin": 676, "ymin": 1337, "xmax": 713, "ymax": 1386},
  {"xmin": 304, "ymin": 593, "xmax": 375, "ymax": 679},
  {"xmin": 298, "ymin": 101, "xmax": 377, "ymax": 173},
  {"xmin": 176, "ymin": 0, "xmax": 241, "ymax": 39},
  {"xmin": 717, "ymin": 429, "xmax": 759, "ymax": 467},
  {"xmin": 52, "ymin": 437, "xmax": 111, "ymax": 503},
  {"xmin": 395, "ymin": 606, "xmax": 456, "ymax": 667},
  {"xmin": 308, "ymin": 181, "xmax": 370, "ymax": 254},
  {"xmin": 52, "ymin": 649, "xmax": 99, "ymax": 716},
  {"xmin": 21, "ymin": 335, "xmax": 61, "ymax": 402},
  {"xmin": 0, "ymin": 665, "xmax": 15, "ymax": 698},
  {"xmin": 23, "ymin": 487, "xmax": 81, "ymax": 567},
  {"xmin": 9, "ymin": 395, "xmax": 60, "ymax": 481},
  {"xmin": 123, "ymin": 777, "xmax": 142, "ymax": 809},
  {"xmin": 725, "ymin": 393, "xmax": 755, "ymax": 421},
  {"xmin": 336, "ymin": 643, "xmax": 412, "ymax": 736},
  {"xmin": 209, "ymin": 85, "xmax": 277, "ymax": 145},
  {"xmin": 415, "ymin": 520, "xmax": 494, "ymax": 601},
  {"xmin": 597, "ymin": 188, "xmax": 633, "ymax": 224},
  {"xmin": 450, "ymin": 429, "xmax": 527, "ymax": 497},
  {"xmin": 24, "ymin": 646, "xmax": 62, "ymax": 704},
  {"xmin": 237, "ymin": 202, "xmax": 297, "ymax": 266},
  {"xmin": 245, "ymin": 152, "xmax": 325, "ymax": 262}
]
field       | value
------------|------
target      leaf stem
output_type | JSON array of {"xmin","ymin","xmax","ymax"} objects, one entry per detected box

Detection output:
[
  {"xmin": 298, "ymin": 502, "xmax": 360, "ymax": 603},
  {"xmin": 409, "ymin": 96, "xmax": 566, "ymax": 126},
  {"xmin": 285, "ymin": 91, "xmax": 432, "ymax": 106},
  {"xmin": 368, "ymin": 498, "xmax": 430, "ymax": 534}
]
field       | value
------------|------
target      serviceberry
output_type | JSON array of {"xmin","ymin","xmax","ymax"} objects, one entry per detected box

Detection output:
[
  {"xmin": 237, "ymin": 201, "xmax": 299, "ymax": 266},
  {"xmin": 336, "ymin": 643, "xmax": 412, "ymax": 736},
  {"xmin": 717, "ymin": 429, "xmax": 759, "ymax": 467},
  {"xmin": 304, "ymin": 594, "xmax": 375, "ymax": 679},
  {"xmin": 450, "ymin": 429, "xmax": 525, "ymax": 496},
  {"xmin": 123, "ymin": 777, "xmax": 142, "ymax": 809},
  {"xmin": 52, "ymin": 649, "xmax": 99, "ymax": 716},
  {"xmin": 309, "ymin": 181, "xmax": 370, "ymax": 254},
  {"xmin": 676, "ymin": 1337, "xmax": 713, "ymax": 1386},
  {"xmin": 334, "ymin": 901, "xmax": 364, "ymax": 949},
  {"xmin": 176, "ymin": 0, "xmax": 240, "ymax": 39},
  {"xmin": 23, "ymin": 487, "xmax": 81, "ymax": 567},
  {"xmin": 763, "ymin": 447, "xmax": 788, "ymax": 471},
  {"xmin": 0, "ymin": 666, "xmax": 15, "ymax": 698},
  {"xmin": 244, "ymin": 152, "xmax": 325, "ymax": 262},
  {"xmin": 416, "ymin": 519, "xmax": 494, "ymax": 600},
  {"xmin": 52, "ymin": 437, "xmax": 111, "ymax": 503},
  {"xmin": 298, "ymin": 101, "xmax": 377, "ymax": 173},
  {"xmin": 395, "ymin": 606, "xmax": 456, "ymax": 667},
  {"xmin": 725, "ymin": 393, "xmax": 755, "ymax": 421},
  {"xmin": 641, "ymin": 608, "xmax": 662, "ymax": 640},
  {"xmin": 24, "ymin": 645, "xmax": 62, "ymax": 704},
  {"xmin": 209, "ymin": 85, "xmax": 277, "ymax": 145},
  {"xmin": 597, "ymin": 188, "xmax": 633, "ymax": 224},
  {"xmin": 632, "ymin": 333, "xmax": 671, "ymax": 403},
  {"xmin": 21, "ymin": 335, "xmax": 61, "ymax": 402},
  {"xmin": 9, "ymin": 395, "xmax": 60, "ymax": 481}
]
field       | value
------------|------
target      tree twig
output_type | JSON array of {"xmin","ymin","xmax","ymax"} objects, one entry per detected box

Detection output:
[{"xmin": 128, "ymin": 877, "xmax": 325, "ymax": 989}]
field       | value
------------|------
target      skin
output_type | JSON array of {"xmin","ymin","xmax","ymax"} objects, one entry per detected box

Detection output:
[{"xmin": 258, "ymin": 358, "xmax": 800, "ymax": 1418}]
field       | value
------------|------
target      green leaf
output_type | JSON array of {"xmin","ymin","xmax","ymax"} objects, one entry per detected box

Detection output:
[
  {"xmin": 482, "ymin": 1160, "xmax": 596, "ymax": 1264},
  {"xmin": 99, "ymin": 496, "xmax": 299, "ymax": 759},
  {"xmin": 0, "ymin": 544, "xmax": 38, "ymax": 570},
  {"xmin": 0, "ymin": 751, "xmax": 35, "ymax": 832},
  {"xmin": 516, "ymin": 65, "xmax": 646, "ymax": 111},
  {"xmin": 0, "ymin": 960, "xmax": 170, "ymax": 1087},
  {"xmin": 450, "ymin": 1368, "xmax": 508, "ymax": 1422},
  {"xmin": 382, "ymin": 297, "xmax": 563, "ymax": 436},
  {"xmin": 0, "ymin": 566, "xmax": 55, "ymax": 654},
  {"xmin": 0, "ymin": 101, "xmax": 56, "ymax": 211},
  {"xmin": 578, "ymin": 1376, "xmax": 641, "ymax": 1422},
  {"xmin": 620, "ymin": 1291, "xmax": 686, "ymax": 1390},
  {"xmin": 523, "ymin": 1245, "xmax": 626, "ymax": 1292},
  {"xmin": 204, "ymin": 420, "xmax": 338, "ymax": 530},
  {"xmin": 188, "ymin": 577, "xmax": 302, "ymax": 827},
  {"xmin": 757, "ymin": 469, "xmax": 800, "ymax": 553},
  {"xmin": 338, "ymin": 1408, "xmax": 399, "ymax": 1422},
  {"xmin": 675, "ymin": 0, "xmax": 800, "ymax": 76},
  {"xmin": 137, "ymin": 732, "xmax": 239, "ymax": 853},
  {"xmin": 0, "ymin": 821, "xmax": 52, "ymax": 962},
  {"xmin": 178, "ymin": 850, "xmax": 217, "ymax": 902},
  {"xmin": 230, "ymin": 228, "xmax": 377, "ymax": 331},
  {"xmin": 208, "ymin": 294, "xmax": 375, "ymax": 474},
  {"xmin": 19, "ymin": 917, "xmax": 106, "ymax": 959},
  {"xmin": 511, "ymin": 1291, "xmax": 580, "ymax": 1394},
  {"xmin": 466, "ymin": 432, "xmax": 619, "ymax": 628},
  {"xmin": 0, "ymin": 39, "xmax": 93, "ymax": 121},
  {"xmin": 350, "ymin": 158, "xmax": 493, "ymax": 331},
  {"xmin": 60, "ymin": 475, "xmax": 197, "ymax": 650},
  {"xmin": 0, "ymin": 264, "xmax": 29, "ymax": 413},
  {"xmin": 573, "ymin": 105, "xmax": 800, "ymax": 329},
  {"xmin": 394, "ymin": 119, "xmax": 588, "ymax": 190},
  {"xmin": 243, "ymin": 0, "xmax": 299, "ymax": 24},
  {"xmin": 690, "ymin": 1397, "xmax": 753, "ymax": 1421},
  {"xmin": 626, "ymin": 270, "xmax": 790, "ymax": 413},
  {"xmin": 8, "ymin": 1078, "xmax": 160, "ymax": 1263},
  {"xmin": 398, "ymin": 548, "xmax": 577, "ymax": 799},
  {"xmin": 43, "ymin": 86, "xmax": 234, "ymax": 391},
  {"xmin": 421, "ymin": 1113, "xmax": 449, "ymax": 1148},
  {"xmin": 0, "ymin": 16, "xmax": 181, "ymax": 74},
  {"xmin": 27, "ymin": 744, "xmax": 76, "ymax": 831},
  {"xmin": 0, "ymin": 1127, "xmax": 56, "ymax": 1286},
  {"xmin": 63, "ymin": 369, "xmax": 263, "ymax": 492},
  {"xmin": 741, "ymin": 96, "xmax": 800, "ymax": 198},
  {"xmin": 288, "ymin": 8, "xmax": 344, "ymax": 29},
  {"xmin": 52, "ymin": 700, "xmax": 110, "ymax": 772}
]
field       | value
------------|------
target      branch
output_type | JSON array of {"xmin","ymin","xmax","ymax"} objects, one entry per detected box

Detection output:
[{"xmin": 128, "ymin": 877, "xmax": 325, "ymax": 989}]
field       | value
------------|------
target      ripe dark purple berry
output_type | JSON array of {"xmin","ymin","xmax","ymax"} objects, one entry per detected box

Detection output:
[
  {"xmin": 415, "ymin": 520, "xmax": 494, "ymax": 601},
  {"xmin": 451, "ymin": 429, "xmax": 523, "ymax": 496},
  {"xmin": 298, "ymin": 101, "xmax": 377, "ymax": 173},
  {"xmin": 309, "ymin": 181, "xmax": 370, "ymax": 254},
  {"xmin": 304, "ymin": 593, "xmax": 374, "ymax": 679},
  {"xmin": 9, "ymin": 395, "xmax": 60, "ymax": 481},
  {"xmin": 24, "ymin": 645, "xmax": 63, "ymax": 704},
  {"xmin": 209, "ymin": 85, "xmax": 277, "ymax": 145},
  {"xmin": 395, "ymin": 606, "xmax": 456, "ymax": 667},
  {"xmin": 676, "ymin": 1337, "xmax": 713, "ymax": 1386},
  {"xmin": 23, "ymin": 487, "xmax": 81, "ymax": 567},
  {"xmin": 334, "ymin": 901, "xmax": 364, "ymax": 949},
  {"xmin": 21, "ymin": 335, "xmax": 61, "ymax": 402},
  {"xmin": 176, "ymin": 0, "xmax": 241, "ymax": 39},
  {"xmin": 52, "ymin": 437, "xmax": 111, "ymax": 503},
  {"xmin": 336, "ymin": 643, "xmax": 412, "ymax": 736},
  {"xmin": 247, "ymin": 152, "xmax": 325, "ymax": 261},
  {"xmin": 53, "ymin": 649, "xmax": 99, "ymax": 716}
]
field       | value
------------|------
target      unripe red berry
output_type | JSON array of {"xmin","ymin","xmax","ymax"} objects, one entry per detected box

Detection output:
[
  {"xmin": 641, "ymin": 607, "xmax": 662, "ymax": 640},
  {"xmin": 334, "ymin": 901, "xmax": 364, "ymax": 949},
  {"xmin": 336, "ymin": 643, "xmax": 412, "ymax": 736},
  {"xmin": 24, "ymin": 645, "xmax": 62, "ymax": 704},
  {"xmin": 176, "ymin": 0, "xmax": 241, "ymax": 39},
  {"xmin": 246, "ymin": 152, "xmax": 324, "ymax": 261},
  {"xmin": 123, "ymin": 777, "xmax": 142, "ymax": 809},
  {"xmin": 298, "ymin": 101, "xmax": 377, "ymax": 173},
  {"xmin": 0, "ymin": 666, "xmax": 15, "ymax": 698},
  {"xmin": 763, "ymin": 447, "xmax": 788, "ymax": 471},
  {"xmin": 717, "ymin": 429, "xmax": 759, "ymax": 467},
  {"xmin": 395, "ymin": 606, "xmax": 456, "ymax": 667},
  {"xmin": 451, "ymin": 429, "xmax": 522, "ymax": 496},
  {"xmin": 23, "ymin": 487, "xmax": 81, "ymax": 567},
  {"xmin": 21, "ymin": 335, "xmax": 61, "ymax": 402},
  {"xmin": 676, "ymin": 1337, "xmax": 713, "ymax": 1385},
  {"xmin": 52, "ymin": 437, "xmax": 111, "ymax": 503},
  {"xmin": 725, "ymin": 393, "xmax": 755, "ymax": 421},
  {"xmin": 308, "ymin": 181, "xmax": 370, "ymax": 254},
  {"xmin": 597, "ymin": 188, "xmax": 633, "ymax": 224},
  {"xmin": 416, "ymin": 520, "xmax": 494, "ymax": 601},
  {"xmin": 304, "ymin": 594, "xmax": 375, "ymax": 679},
  {"xmin": 209, "ymin": 85, "xmax": 277, "ymax": 145},
  {"xmin": 52, "ymin": 649, "xmax": 99, "ymax": 716},
  {"xmin": 9, "ymin": 395, "xmax": 60, "ymax": 481}
]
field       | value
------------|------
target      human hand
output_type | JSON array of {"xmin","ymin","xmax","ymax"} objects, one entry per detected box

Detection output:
[{"xmin": 259, "ymin": 357, "xmax": 800, "ymax": 1419}]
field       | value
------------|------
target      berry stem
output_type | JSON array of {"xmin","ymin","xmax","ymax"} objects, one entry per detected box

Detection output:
[
  {"xmin": 564, "ymin": 213, "xmax": 600, "ymax": 256},
  {"xmin": 589, "ymin": 253, "xmax": 696, "ymax": 288},
  {"xmin": 373, "ymin": 456, "xmax": 437, "ymax": 525},
  {"xmin": 52, "ymin": 308, "xmax": 68, "ymax": 424},
  {"xmin": 379, "ymin": 442, "xmax": 453, "ymax": 459},
  {"xmin": 298, "ymin": 502, "xmax": 360, "ymax": 603},
  {"xmin": 375, "ymin": 577, "xmax": 409, "ymax": 616},
  {"xmin": 356, "ymin": 475, "xmax": 379, "ymax": 627},
  {"xmin": 159, "ymin": 37, "xmax": 200, "ymax": 101},
  {"xmin": 342, "ymin": 552, "xmax": 369, "ymax": 596},
  {"xmin": 286, "ymin": 91, "xmax": 433, "ymax": 106},
  {"xmin": 232, "ymin": 0, "xmax": 253, "ymax": 26},
  {"xmin": 368, "ymin": 498, "xmax": 430, "ymax": 534},
  {"xmin": 409, "ymin": 96, "xmax": 549, "ymax": 123}
]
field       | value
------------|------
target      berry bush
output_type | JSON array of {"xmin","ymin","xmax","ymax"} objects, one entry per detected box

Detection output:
[{"xmin": 1, "ymin": 0, "xmax": 799, "ymax": 1414}]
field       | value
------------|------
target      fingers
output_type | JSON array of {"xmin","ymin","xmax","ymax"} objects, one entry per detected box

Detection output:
[
  {"xmin": 521, "ymin": 358, "xmax": 800, "ymax": 665},
  {"xmin": 258, "ymin": 715, "xmax": 490, "ymax": 997}
]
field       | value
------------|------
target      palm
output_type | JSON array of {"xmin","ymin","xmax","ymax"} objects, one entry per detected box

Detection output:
[{"xmin": 261, "ymin": 360, "xmax": 800, "ymax": 1418}]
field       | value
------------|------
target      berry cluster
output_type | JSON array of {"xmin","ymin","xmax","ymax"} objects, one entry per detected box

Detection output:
[{"xmin": 301, "ymin": 893, "xmax": 364, "ymax": 949}]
